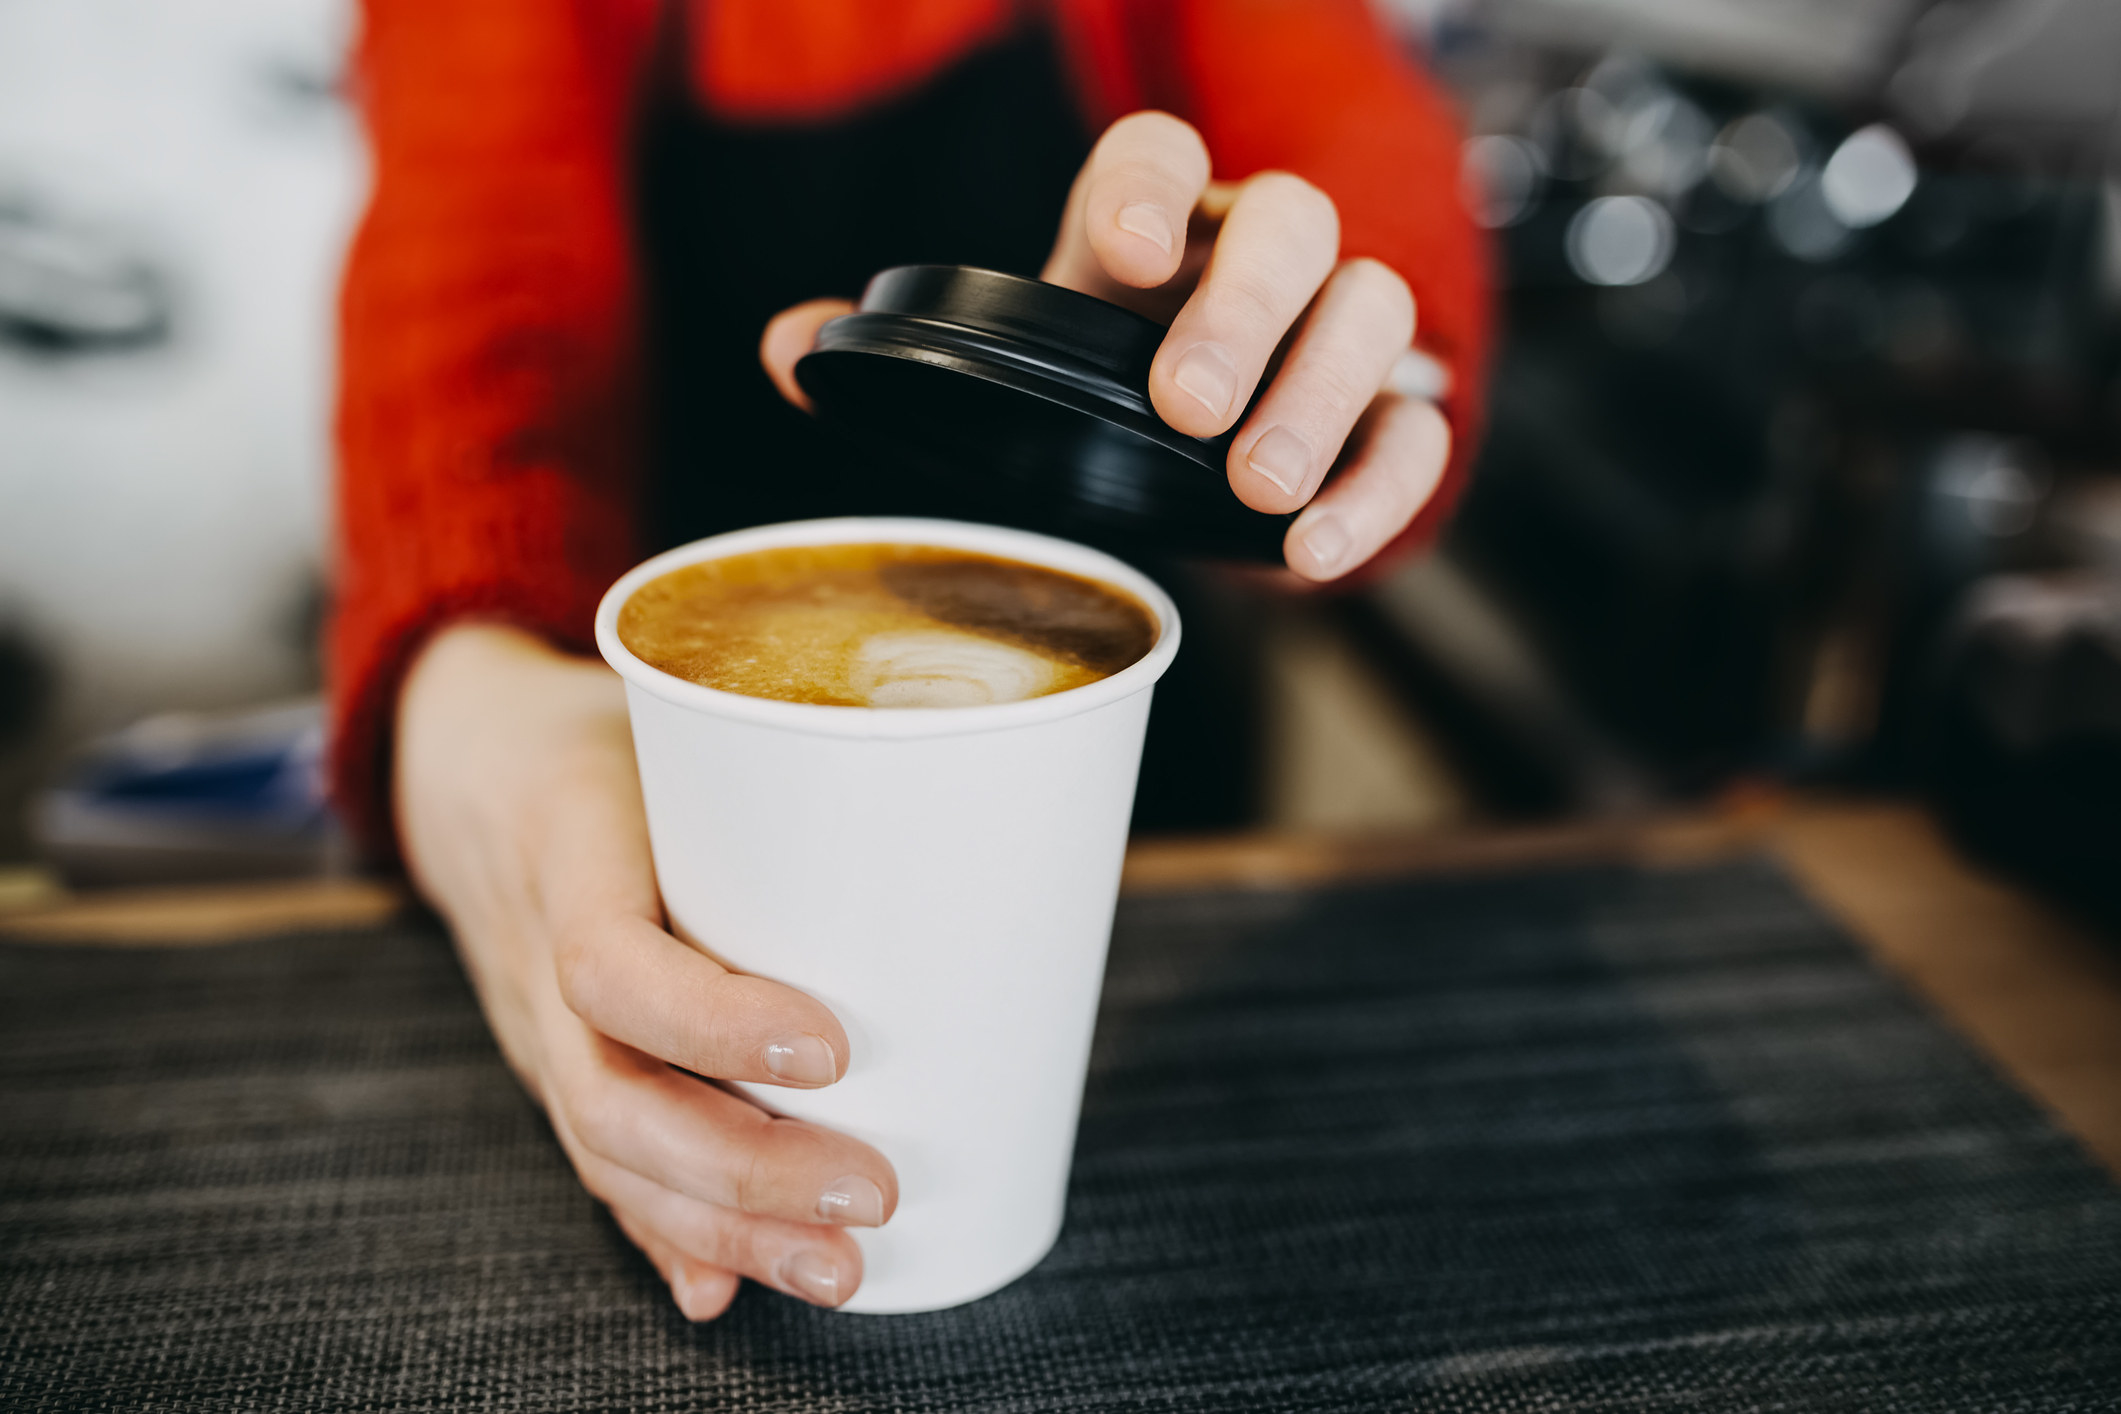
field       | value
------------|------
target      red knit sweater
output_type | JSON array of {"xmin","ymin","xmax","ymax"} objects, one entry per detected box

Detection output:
[{"xmin": 332, "ymin": 0, "xmax": 1492, "ymax": 853}]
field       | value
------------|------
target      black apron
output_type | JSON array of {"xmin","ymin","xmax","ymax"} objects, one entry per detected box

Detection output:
[{"xmin": 635, "ymin": 17, "xmax": 1259, "ymax": 829}]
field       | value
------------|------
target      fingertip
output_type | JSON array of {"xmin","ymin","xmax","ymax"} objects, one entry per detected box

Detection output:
[
  {"xmin": 758, "ymin": 311, "xmax": 811, "ymax": 410},
  {"xmin": 1085, "ymin": 196, "xmax": 1185, "ymax": 290},
  {"xmin": 758, "ymin": 298, "xmax": 855, "ymax": 412},
  {"xmin": 1284, "ymin": 510, "xmax": 1355, "ymax": 583},
  {"xmin": 624, "ymin": 1219, "xmax": 740, "ymax": 1323},
  {"xmin": 1229, "ymin": 423, "xmax": 1316, "ymax": 513},
  {"xmin": 1081, "ymin": 111, "xmax": 1210, "ymax": 289},
  {"xmin": 776, "ymin": 1246, "xmax": 859, "ymax": 1309},
  {"xmin": 1279, "ymin": 397, "xmax": 1449, "ymax": 582},
  {"xmin": 843, "ymin": 1153, "xmax": 901, "ymax": 1227},
  {"xmin": 1111, "ymin": 200, "xmax": 1179, "ymax": 273},
  {"xmin": 672, "ymin": 1263, "xmax": 740, "ymax": 1322},
  {"xmin": 816, "ymin": 1173, "xmax": 888, "ymax": 1227},
  {"xmin": 762, "ymin": 1032, "xmax": 841, "ymax": 1088},
  {"xmin": 1227, "ymin": 474, "xmax": 1278, "ymax": 517},
  {"xmin": 1407, "ymin": 394, "xmax": 1455, "ymax": 465},
  {"xmin": 730, "ymin": 973, "xmax": 851, "ymax": 1085},
  {"xmin": 1151, "ymin": 338, "xmax": 1242, "ymax": 438}
]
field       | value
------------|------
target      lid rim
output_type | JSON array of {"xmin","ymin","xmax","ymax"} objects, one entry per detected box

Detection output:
[
  {"xmin": 856, "ymin": 264, "xmax": 1168, "ymax": 362},
  {"xmin": 804, "ymin": 315, "xmax": 1229, "ymax": 469},
  {"xmin": 790, "ymin": 264, "xmax": 1289, "ymax": 565}
]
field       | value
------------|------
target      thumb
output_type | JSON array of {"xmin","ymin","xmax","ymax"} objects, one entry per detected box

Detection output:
[{"xmin": 759, "ymin": 298, "xmax": 857, "ymax": 411}]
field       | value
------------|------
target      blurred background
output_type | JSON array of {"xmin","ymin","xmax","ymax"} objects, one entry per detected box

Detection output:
[
  {"xmin": 0, "ymin": 0, "xmax": 362, "ymax": 888},
  {"xmin": 0, "ymin": 0, "xmax": 2115, "ymax": 922}
]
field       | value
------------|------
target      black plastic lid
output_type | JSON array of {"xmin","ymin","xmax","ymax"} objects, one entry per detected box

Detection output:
[{"xmin": 795, "ymin": 265, "xmax": 1288, "ymax": 562}]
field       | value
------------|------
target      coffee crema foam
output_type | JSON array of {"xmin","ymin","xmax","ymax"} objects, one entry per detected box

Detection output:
[{"xmin": 617, "ymin": 543, "xmax": 1158, "ymax": 708}]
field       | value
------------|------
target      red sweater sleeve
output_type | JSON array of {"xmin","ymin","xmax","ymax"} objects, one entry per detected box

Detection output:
[
  {"xmin": 331, "ymin": 0, "xmax": 659, "ymax": 856},
  {"xmin": 332, "ymin": 0, "xmax": 1487, "ymax": 855},
  {"xmin": 1067, "ymin": 0, "xmax": 1492, "ymax": 565}
]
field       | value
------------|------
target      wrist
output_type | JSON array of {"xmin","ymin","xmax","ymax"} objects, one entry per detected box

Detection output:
[{"xmin": 393, "ymin": 621, "xmax": 625, "ymax": 905}]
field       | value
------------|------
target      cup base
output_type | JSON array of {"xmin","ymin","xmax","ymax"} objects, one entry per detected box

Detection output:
[{"xmin": 835, "ymin": 1220, "xmax": 1063, "ymax": 1315}]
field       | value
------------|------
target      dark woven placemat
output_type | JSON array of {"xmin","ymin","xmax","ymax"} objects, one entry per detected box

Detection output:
[{"xmin": 4, "ymin": 858, "xmax": 2119, "ymax": 1411}]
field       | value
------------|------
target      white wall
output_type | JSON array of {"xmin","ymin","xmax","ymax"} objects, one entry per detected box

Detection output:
[{"xmin": 0, "ymin": 0, "xmax": 366, "ymax": 750}]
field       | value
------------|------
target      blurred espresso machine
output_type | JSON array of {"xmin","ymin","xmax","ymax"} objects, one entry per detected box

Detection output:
[{"xmin": 1371, "ymin": 0, "xmax": 2121, "ymax": 917}]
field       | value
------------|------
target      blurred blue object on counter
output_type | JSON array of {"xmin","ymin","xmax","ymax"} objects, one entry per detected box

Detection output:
[{"xmin": 31, "ymin": 700, "xmax": 347, "ymax": 888}]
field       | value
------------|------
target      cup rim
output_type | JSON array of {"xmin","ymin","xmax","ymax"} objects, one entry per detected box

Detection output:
[{"xmin": 594, "ymin": 517, "xmax": 1182, "ymax": 740}]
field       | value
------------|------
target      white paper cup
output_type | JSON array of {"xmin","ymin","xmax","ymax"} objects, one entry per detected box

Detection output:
[{"xmin": 594, "ymin": 517, "xmax": 1180, "ymax": 1313}]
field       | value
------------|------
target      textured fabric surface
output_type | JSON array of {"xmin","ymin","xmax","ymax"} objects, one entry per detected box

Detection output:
[{"xmin": 3, "ymin": 858, "xmax": 2118, "ymax": 1411}]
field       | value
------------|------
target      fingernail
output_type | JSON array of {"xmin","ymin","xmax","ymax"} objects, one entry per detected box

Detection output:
[
  {"xmin": 1116, "ymin": 201, "xmax": 1173, "ymax": 255},
  {"xmin": 1246, "ymin": 425, "xmax": 1313, "ymax": 497},
  {"xmin": 1172, "ymin": 343, "xmax": 1238, "ymax": 421},
  {"xmin": 778, "ymin": 1248, "xmax": 845, "ymax": 1307},
  {"xmin": 1299, "ymin": 514, "xmax": 1352, "ymax": 575},
  {"xmin": 817, "ymin": 1174, "xmax": 886, "ymax": 1227},
  {"xmin": 764, "ymin": 1034, "xmax": 837, "ymax": 1086}
]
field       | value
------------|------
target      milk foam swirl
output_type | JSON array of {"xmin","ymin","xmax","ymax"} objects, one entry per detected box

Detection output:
[{"xmin": 850, "ymin": 631, "xmax": 1061, "ymax": 707}]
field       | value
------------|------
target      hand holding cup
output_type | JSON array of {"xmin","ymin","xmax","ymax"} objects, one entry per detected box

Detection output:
[{"xmin": 395, "ymin": 624, "xmax": 898, "ymax": 1319}]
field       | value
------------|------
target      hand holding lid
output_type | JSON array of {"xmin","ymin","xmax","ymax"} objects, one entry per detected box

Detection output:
[{"xmin": 764, "ymin": 112, "xmax": 1451, "ymax": 577}]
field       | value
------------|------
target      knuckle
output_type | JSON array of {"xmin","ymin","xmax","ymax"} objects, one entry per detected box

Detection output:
[
  {"xmin": 1247, "ymin": 170, "xmax": 1340, "ymax": 241},
  {"xmin": 703, "ymin": 973, "xmax": 807, "ymax": 1074},
  {"xmin": 655, "ymin": 1199, "xmax": 728, "ymax": 1269},
  {"xmin": 733, "ymin": 1130, "xmax": 774, "ymax": 1216},
  {"xmin": 551, "ymin": 927, "xmax": 602, "ymax": 1021},
  {"xmin": 680, "ymin": 1006, "xmax": 743, "ymax": 1079},
  {"xmin": 726, "ymin": 1217, "xmax": 774, "ymax": 1278},
  {"xmin": 576, "ymin": 1163, "xmax": 623, "ymax": 1208},
  {"xmin": 1344, "ymin": 258, "xmax": 1416, "ymax": 334},
  {"xmin": 1211, "ymin": 259, "xmax": 1300, "ymax": 335},
  {"xmin": 554, "ymin": 1072, "xmax": 622, "ymax": 1161},
  {"xmin": 1403, "ymin": 395, "xmax": 1453, "ymax": 457},
  {"xmin": 1342, "ymin": 254, "xmax": 1406, "ymax": 294},
  {"xmin": 1111, "ymin": 109, "xmax": 1207, "ymax": 162},
  {"xmin": 1297, "ymin": 356, "xmax": 1375, "ymax": 425},
  {"xmin": 735, "ymin": 1117, "xmax": 831, "ymax": 1216}
]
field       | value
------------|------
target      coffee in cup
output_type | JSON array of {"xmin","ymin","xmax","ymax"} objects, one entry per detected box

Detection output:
[{"xmin": 615, "ymin": 544, "xmax": 1156, "ymax": 709}]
